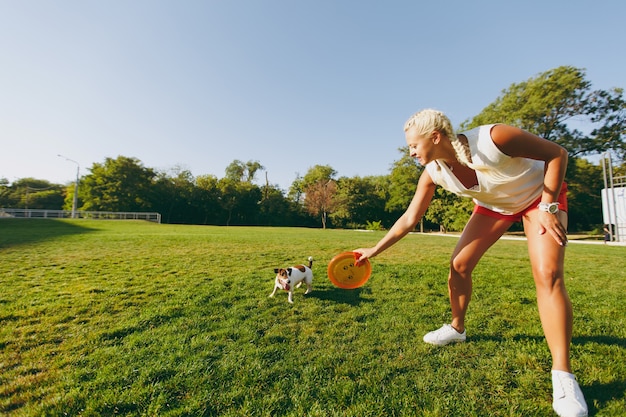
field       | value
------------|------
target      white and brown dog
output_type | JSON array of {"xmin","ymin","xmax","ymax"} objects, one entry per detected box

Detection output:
[{"xmin": 269, "ymin": 257, "xmax": 313, "ymax": 304}]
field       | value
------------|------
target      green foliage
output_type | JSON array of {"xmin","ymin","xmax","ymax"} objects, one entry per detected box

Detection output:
[
  {"xmin": 461, "ymin": 66, "xmax": 626, "ymax": 159},
  {"xmin": 425, "ymin": 187, "xmax": 474, "ymax": 232},
  {"xmin": 304, "ymin": 178, "xmax": 337, "ymax": 229},
  {"xmin": 331, "ymin": 176, "xmax": 389, "ymax": 229},
  {"xmin": 225, "ymin": 160, "xmax": 264, "ymax": 182},
  {"xmin": 365, "ymin": 220, "xmax": 384, "ymax": 231},
  {"xmin": 455, "ymin": 65, "xmax": 624, "ymax": 231},
  {"xmin": 0, "ymin": 220, "xmax": 624, "ymax": 416},
  {"xmin": 80, "ymin": 156, "xmax": 156, "ymax": 212},
  {"xmin": 386, "ymin": 148, "xmax": 422, "ymax": 216},
  {"xmin": 301, "ymin": 165, "xmax": 337, "ymax": 188},
  {"xmin": 566, "ymin": 158, "xmax": 605, "ymax": 231},
  {"xmin": 258, "ymin": 185, "xmax": 303, "ymax": 227},
  {"xmin": 218, "ymin": 179, "xmax": 263, "ymax": 226},
  {"xmin": 2, "ymin": 67, "xmax": 623, "ymax": 232},
  {"xmin": 0, "ymin": 178, "xmax": 65, "ymax": 210}
]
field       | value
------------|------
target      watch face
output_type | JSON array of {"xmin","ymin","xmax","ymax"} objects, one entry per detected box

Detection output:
[{"xmin": 549, "ymin": 204, "xmax": 559, "ymax": 214}]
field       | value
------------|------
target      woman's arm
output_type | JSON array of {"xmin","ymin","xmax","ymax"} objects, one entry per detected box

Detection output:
[
  {"xmin": 354, "ymin": 169, "xmax": 437, "ymax": 263},
  {"xmin": 490, "ymin": 124, "xmax": 569, "ymax": 245},
  {"xmin": 490, "ymin": 124, "xmax": 567, "ymax": 201}
]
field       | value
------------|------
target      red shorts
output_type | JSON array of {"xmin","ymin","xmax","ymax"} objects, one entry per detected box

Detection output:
[{"xmin": 473, "ymin": 183, "xmax": 568, "ymax": 223}]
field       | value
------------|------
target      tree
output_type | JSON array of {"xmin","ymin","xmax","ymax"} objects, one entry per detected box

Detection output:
[
  {"xmin": 225, "ymin": 160, "xmax": 265, "ymax": 183},
  {"xmin": 330, "ymin": 176, "xmax": 389, "ymax": 229},
  {"xmin": 300, "ymin": 165, "xmax": 338, "ymax": 228},
  {"xmin": 5, "ymin": 178, "xmax": 65, "ymax": 210},
  {"xmin": 152, "ymin": 168, "xmax": 196, "ymax": 224},
  {"xmin": 566, "ymin": 158, "xmax": 605, "ymax": 231},
  {"xmin": 301, "ymin": 165, "xmax": 337, "ymax": 187},
  {"xmin": 458, "ymin": 66, "xmax": 626, "ymax": 232},
  {"xmin": 194, "ymin": 174, "xmax": 222, "ymax": 225},
  {"xmin": 287, "ymin": 175, "xmax": 305, "ymax": 204},
  {"xmin": 424, "ymin": 188, "xmax": 474, "ymax": 232},
  {"xmin": 460, "ymin": 66, "xmax": 625, "ymax": 160},
  {"xmin": 304, "ymin": 179, "xmax": 337, "ymax": 229},
  {"xmin": 386, "ymin": 148, "xmax": 423, "ymax": 217},
  {"xmin": 0, "ymin": 178, "xmax": 11, "ymax": 207},
  {"xmin": 217, "ymin": 179, "xmax": 262, "ymax": 226},
  {"xmin": 80, "ymin": 156, "xmax": 156, "ymax": 212},
  {"xmin": 258, "ymin": 184, "xmax": 305, "ymax": 226}
]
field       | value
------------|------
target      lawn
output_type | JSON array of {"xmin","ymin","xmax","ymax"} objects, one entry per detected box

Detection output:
[{"xmin": 0, "ymin": 219, "xmax": 624, "ymax": 416}]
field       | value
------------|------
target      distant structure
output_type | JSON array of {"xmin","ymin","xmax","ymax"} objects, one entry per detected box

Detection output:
[{"xmin": 601, "ymin": 154, "xmax": 625, "ymax": 242}]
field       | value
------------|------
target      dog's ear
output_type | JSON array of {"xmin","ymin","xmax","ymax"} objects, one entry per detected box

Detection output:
[
  {"xmin": 273, "ymin": 268, "xmax": 279, "ymax": 273},
  {"xmin": 286, "ymin": 267, "xmax": 293, "ymax": 276}
]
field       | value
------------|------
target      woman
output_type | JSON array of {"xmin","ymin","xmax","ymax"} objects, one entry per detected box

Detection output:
[{"xmin": 354, "ymin": 109, "xmax": 587, "ymax": 417}]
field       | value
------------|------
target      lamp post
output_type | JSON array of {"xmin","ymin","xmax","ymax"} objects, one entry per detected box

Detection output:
[{"xmin": 58, "ymin": 154, "xmax": 80, "ymax": 218}]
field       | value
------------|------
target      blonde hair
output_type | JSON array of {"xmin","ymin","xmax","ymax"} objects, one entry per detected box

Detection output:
[
  {"xmin": 404, "ymin": 109, "xmax": 521, "ymax": 183},
  {"xmin": 403, "ymin": 108, "xmax": 473, "ymax": 168}
]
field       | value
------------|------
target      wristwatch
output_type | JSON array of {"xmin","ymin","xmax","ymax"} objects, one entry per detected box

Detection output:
[{"xmin": 538, "ymin": 202, "xmax": 560, "ymax": 214}]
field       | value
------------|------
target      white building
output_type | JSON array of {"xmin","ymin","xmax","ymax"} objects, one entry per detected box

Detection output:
[{"xmin": 602, "ymin": 185, "xmax": 625, "ymax": 242}]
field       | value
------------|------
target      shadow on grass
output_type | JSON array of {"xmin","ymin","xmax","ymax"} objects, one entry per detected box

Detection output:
[
  {"xmin": 585, "ymin": 378, "xmax": 626, "ymax": 416},
  {"xmin": 469, "ymin": 333, "xmax": 626, "ymax": 348},
  {"xmin": 0, "ymin": 218, "xmax": 98, "ymax": 249},
  {"xmin": 308, "ymin": 286, "xmax": 373, "ymax": 306},
  {"xmin": 575, "ymin": 335, "xmax": 626, "ymax": 415},
  {"xmin": 467, "ymin": 333, "xmax": 626, "ymax": 416}
]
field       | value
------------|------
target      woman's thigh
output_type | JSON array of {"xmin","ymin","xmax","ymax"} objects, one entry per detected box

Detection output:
[
  {"xmin": 451, "ymin": 212, "xmax": 514, "ymax": 273},
  {"xmin": 522, "ymin": 210, "xmax": 567, "ymax": 279}
]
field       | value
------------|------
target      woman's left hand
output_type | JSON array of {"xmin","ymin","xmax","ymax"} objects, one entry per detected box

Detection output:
[{"xmin": 537, "ymin": 211, "xmax": 568, "ymax": 246}]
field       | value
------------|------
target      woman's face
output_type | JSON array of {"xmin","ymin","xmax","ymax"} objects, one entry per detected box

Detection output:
[{"xmin": 405, "ymin": 127, "xmax": 436, "ymax": 166}]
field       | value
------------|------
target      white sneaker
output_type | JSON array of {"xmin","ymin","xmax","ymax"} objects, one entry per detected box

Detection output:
[
  {"xmin": 552, "ymin": 370, "xmax": 588, "ymax": 417},
  {"xmin": 423, "ymin": 324, "xmax": 466, "ymax": 346}
]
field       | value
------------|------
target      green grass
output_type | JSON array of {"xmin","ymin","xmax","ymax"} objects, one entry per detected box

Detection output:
[{"xmin": 0, "ymin": 219, "xmax": 624, "ymax": 416}]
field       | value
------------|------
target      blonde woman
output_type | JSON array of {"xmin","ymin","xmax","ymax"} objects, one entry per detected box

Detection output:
[{"xmin": 354, "ymin": 109, "xmax": 587, "ymax": 417}]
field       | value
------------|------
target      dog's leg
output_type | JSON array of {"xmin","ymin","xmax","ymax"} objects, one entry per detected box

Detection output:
[
  {"xmin": 287, "ymin": 291, "xmax": 294, "ymax": 304},
  {"xmin": 304, "ymin": 282, "xmax": 312, "ymax": 294},
  {"xmin": 269, "ymin": 285, "xmax": 279, "ymax": 298}
]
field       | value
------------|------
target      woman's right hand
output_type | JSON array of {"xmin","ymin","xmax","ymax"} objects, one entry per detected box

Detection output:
[{"xmin": 352, "ymin": 248, "xmax": 376, "ymax": 265}]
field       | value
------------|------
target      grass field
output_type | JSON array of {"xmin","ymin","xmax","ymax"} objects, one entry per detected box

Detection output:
[{"xmin": 0, "ymin": 219, "xmax": 624, "ymax": 416}]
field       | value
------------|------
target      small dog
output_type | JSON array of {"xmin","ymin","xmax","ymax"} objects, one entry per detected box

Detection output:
[{"xmin": 269, "ymin": 257, "xmax": 313, "ymax": 304}]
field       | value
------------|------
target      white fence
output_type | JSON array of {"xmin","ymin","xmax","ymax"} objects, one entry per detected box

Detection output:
[{"xmin": 0, "ymin": 209, "xmax": 161, "ymax": 223}]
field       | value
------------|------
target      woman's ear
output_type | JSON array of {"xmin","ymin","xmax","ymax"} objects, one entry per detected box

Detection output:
[{"xmin": 431, "ymin": 131, "xmax": 441, "ymax": 145}]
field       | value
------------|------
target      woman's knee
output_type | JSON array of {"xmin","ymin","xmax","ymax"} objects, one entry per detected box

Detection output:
[
  {"xmin": 450, "ymin": 254, "xmax": 475, "ymax": 277},
  {"xmin": 532, "ymin": 264, "xmax": 565, "ymax": 291}
]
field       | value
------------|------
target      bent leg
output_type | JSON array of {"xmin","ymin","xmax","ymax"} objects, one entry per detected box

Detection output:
[
  {"xmin": 523, "ymin": 210, "xmax": 572, "ymax": 372},
  {"xmin": 448, "ymin": 212, "xmax": 513, "ymax": 332}
]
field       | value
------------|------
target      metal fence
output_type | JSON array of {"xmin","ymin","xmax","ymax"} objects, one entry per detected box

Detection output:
[{"xmin": 0, "ymin": 209, "xmax": 161, "ymax": 223}]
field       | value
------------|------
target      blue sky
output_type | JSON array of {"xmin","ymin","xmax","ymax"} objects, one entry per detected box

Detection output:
[{"xmin": 1, "ymin": 0, "xmax": 625, "ymax": 191}]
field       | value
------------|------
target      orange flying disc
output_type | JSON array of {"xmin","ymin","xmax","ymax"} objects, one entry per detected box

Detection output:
[{"xmin": 327, "ymin": 252, "xmax": 372, "ymax": 289}]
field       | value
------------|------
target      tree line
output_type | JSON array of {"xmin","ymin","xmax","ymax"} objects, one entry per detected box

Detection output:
[{"xmin": 2, "ymin": 66, "xmax": 624, "ymax": 233}]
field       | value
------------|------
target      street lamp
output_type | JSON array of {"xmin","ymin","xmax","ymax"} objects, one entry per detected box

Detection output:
[{"xmin": 58, "ymin": 154, "xmax": 80, "ymax": 218}]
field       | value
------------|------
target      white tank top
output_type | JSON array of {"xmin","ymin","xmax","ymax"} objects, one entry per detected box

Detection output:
[{"xmin": 425, "ymin": 124, "xmax": 545, "ymax": 215}]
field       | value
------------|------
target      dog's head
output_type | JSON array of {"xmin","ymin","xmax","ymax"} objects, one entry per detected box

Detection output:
[{"xmin": 273, "ymin": 268, "xmax": 292, "ymax": 291}]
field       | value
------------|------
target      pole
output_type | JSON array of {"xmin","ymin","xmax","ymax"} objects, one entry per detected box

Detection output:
[
  {"xmin": 601, "ymin": 154, "xmax": 613, "ymax": 241},
  {"xmin": 58, "ymin": 155, "xmax": 80, "ymax": 219},
  {"xmin": 607, "ymin": 155, "xmax": 620, "ymax": 242}
]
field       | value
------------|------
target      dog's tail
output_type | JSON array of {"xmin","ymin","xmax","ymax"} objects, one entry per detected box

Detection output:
[{"xmin": 307, "ymin": 256, "xmax": 313, "ymax": 268}]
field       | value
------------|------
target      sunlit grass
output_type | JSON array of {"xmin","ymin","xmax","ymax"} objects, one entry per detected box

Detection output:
[{"xmin": 0, "ymin": 219, "xmax": 624, "ymax": 416}]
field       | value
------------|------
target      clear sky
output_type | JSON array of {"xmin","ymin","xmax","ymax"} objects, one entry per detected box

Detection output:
[{"xmin": 1, "ymin": 0, "xmax": 625, "ymax": 191}]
